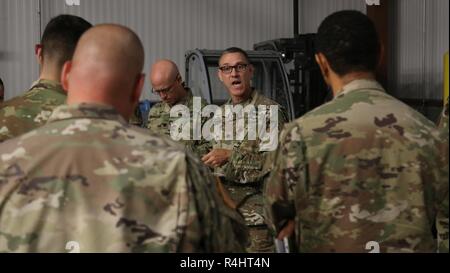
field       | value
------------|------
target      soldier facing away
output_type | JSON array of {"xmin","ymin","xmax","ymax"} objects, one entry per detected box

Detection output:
[
  {"xmin": 202, "ymin": 47, "xmax": 287, "ymax": 253},
  {"xmin": 146, "ymin": 60, "xmax": 211, "ymax": 158},
  {"xmin": 0, "ymin": 24, "xmax": 246, "ymax": 253},
  {"xmin": 0, "ymin": 15, "xmax": 92, "ymax": 143},
  {"xmin": 265, "ymin": 10, "xmax": 449, "ymax": 253}
]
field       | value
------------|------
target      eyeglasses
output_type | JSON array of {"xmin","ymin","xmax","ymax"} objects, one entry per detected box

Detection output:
[
  {"xmin": 152, "ymin": 74, "xmax": 180, "ymax": 94},
  {"xmin": 218, "ymin": 63, "xmax": 249, "ymax": 74}
]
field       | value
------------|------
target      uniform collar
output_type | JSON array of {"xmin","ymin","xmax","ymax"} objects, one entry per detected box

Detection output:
[
  {"xmin": 177, "ymin": 88, "xmax": 193, "ymax": 106},
  {"xmin": 225, "ymin": 88, "xmax": 258, "ymax": 106},
  {"xmin": 47, "ymin": 103, "xmax": 127, "ymax": 124},
  {"xmin": 161, "ymin": 87, "xmax": 193, "ymax": 108},
  {"xmin": 29, "ymin": 79, "xmax": 65, "ymax": 95},
  {"xmin": 335, "ymin": 79, "xmax": 385, "ymax": 99}
]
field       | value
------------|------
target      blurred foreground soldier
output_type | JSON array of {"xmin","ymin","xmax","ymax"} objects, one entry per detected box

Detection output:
[
  {"xmin": 265, "ymin": 10, "xmax": 448, "ymax": 253},
  {"xmin": 202, "ymin": 47, "xmax": 287, "ymax": 253},
  {"xmin": 0, "ymin": 24, "xmax": 246, "ymax": 253},
  {"xmin": 0, "ymin": 78, "xmax": 4, "ymax": 102},
  {"xmin": 0, "ymin": 15, "xmax": 92, "ymax": 143},
  {"xmin": 147, "ymin": 60, "xmax": 211, "ymax": 157}
]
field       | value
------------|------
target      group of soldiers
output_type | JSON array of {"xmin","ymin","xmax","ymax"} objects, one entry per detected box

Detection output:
[{"xmin": 0, "ymin": 10, "xmax": 448, "ymax": 253}]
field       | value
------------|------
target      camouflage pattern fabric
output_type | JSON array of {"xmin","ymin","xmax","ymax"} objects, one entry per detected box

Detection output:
[
  {"xmin": 437, "ymin": 97, "xmax": 449, "ymax": 252},
  {"xmin": 0, "ymin": 79, "xmax": 66, "ymax": 143},
  {"xmin": 213, "ymin": 89, "xmax": 287, "ymax": 252},
  {"xmin": 147, "ymin": 88, "xmax": 211, "ymax": 158},
  {"xmin": 265, "ymin": 79, "xmax": 449, "ymax": 253},
  {"xmin": 0, "ymin": 103, "xmax": 246, "ymax": 253}
]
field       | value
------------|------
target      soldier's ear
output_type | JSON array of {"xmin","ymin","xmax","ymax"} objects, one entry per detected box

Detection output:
[
  {"xmin": 35, "ymin": 44, "xmax": 43, "ymax": 66},
  {"xmin": 315, "ymin": 53, "xmax": 330, "ymax": 81},
  {"xmin": 218, "ymin": 69, "xmax": 223, "ymax": 82},
  {"xmin": 248, "ymin": 64, "xmax": 254, "ymax": 78},
  {"xmin": 61, "ymin": 61, "xmax": 72, "ymax": 92},
  {"xmin": 131, "ymin": 73, "xmax": 145, "ymax": 104}
]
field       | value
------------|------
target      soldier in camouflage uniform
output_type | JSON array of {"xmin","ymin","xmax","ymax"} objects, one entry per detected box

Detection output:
[
  {"xmin": 265, "ymin": 11, "xmax": 449, "ymax": 253},
  {"xmin": 202, "ymin": 47, "xmax": 287, "ymax": 253},
  {"xmin": 147, "ymin": 60, "xmax": 211, "ymax": 158},
  {"xmin": 0, "ymin": 24, "xmax": 246, "ymax": 253},
  {"xmin": 0, "ymin": 15, "xmax": 92, "ymax": 143}
]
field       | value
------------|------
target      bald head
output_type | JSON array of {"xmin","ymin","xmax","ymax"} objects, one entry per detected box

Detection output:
[
  {"xmin": 150, "ymin": 60, "xmax": 188, "ymax": 106},
  {"xmin": 62, "ymin": 24, "xmax": 145, "ymax": 119},
  {"xmin": 150, "ymin": 59, "xmax": 179, "ymax": 86}
]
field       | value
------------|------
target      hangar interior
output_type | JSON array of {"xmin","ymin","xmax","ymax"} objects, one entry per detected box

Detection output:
[{"xmin": 0, "ymin": 0, "xmax": 448, "ymax": 121}]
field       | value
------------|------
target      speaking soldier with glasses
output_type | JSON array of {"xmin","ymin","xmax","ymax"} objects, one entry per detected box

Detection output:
[
  {"xmin": 201, "ymin": 47, "xmax": 288, "ymax": 253},
  {"xmin": 146, "ymin": 59, "xmax": 211, "ymax": 158}
]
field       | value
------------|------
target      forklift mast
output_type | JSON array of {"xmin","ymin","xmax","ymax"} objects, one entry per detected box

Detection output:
[{"xmin": 254, "ymin": 35, "xmax": 330, "ymax": 118}]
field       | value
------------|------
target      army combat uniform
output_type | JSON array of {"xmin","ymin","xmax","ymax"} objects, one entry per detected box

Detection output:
[
  {"xmin": 437, "ymin": 97, "xmax": 449, "ymax": 252},
  {"xmin": 0, "ymin": 79, "xmax": 66, "ymax": 143},
  {"xmin": 265, "ymin": 79, "xmax": 449, "ymax": 253},
  {"xmin": 147, "ymin": 88, "xmax": 211, "ymax": 158},
  {"xmin": 213, "ymin": 89, "xmax": 287, "ymax": 253},
  {"xmin": 0, "ymin": 103, "xmax": 246, "ymax": 253}
]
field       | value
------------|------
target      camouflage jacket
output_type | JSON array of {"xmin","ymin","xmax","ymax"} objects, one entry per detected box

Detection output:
[
  {"xmin": 0, "ymin": 103, "xmax": 246, "ymax": 253},
  {"xmin": 213, "ymin": 89, "xmax": 287, "ymax": 184},
  {"xmin": 265, "ymin": 79, "xmax": 449, "ymax": 253},
  {"xmin": 147, "ymin": 89, "xmax": 211, "ymax": 158},
  {"xmin": 213, "ymin": 89, "xmax": 287, "ymax": 226},
  {"xmin": 0, "ymin": 79, "xmax": 66, "ymax": 143},
  {"xmin": 437, "ymin": 97, "xmax": 449, "ymax": 252}
]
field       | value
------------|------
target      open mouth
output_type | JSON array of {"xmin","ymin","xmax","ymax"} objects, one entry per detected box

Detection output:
[{"xmin": 231, "ymin": 80, "xmax": 242, "ymax": 88}]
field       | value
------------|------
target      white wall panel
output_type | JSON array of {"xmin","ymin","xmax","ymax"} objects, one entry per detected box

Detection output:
[
  {"xmin": 0, "ymin": 0, "xmax": 40, "ymax": 100},
  {"xmin": 389, "ymin": 0, "xmax": 449, "ymax": 100},
  {"xmin": 387, "ymin": 0, "xmax": 448, "ymax": 120},
  {"xmin": 1, "ymin": 0, "xmax": 448, "ymax": 109},
  {"xmin": 16, "ymin": 0, "xmax": 295, "ymax": 100}
]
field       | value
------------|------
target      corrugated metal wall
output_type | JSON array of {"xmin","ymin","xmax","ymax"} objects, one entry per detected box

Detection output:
[
  {"xmin": 388, "ymin": 0, "xmax": 449, "ymax": 120},
  {"xmin": 1, "ymin": 0, "xmax": 448, "ymax": 114},
  {"xmin": 298, "ymin": 0, "xmax": 449, "ymax": 120},
  {"xmin": 0, "ymin": 0, "xmax": 40, "ymax": 99},
  {"xmin": 299, "ymin": 0, "xmax": 366, "ymax": 33},
  {"xmin": 1, "ymin": 0, "xmax": 294, "ymax": 100},
  {"xmin": 389, "ymin": 0, "xmax": 449, "ymax": 100}
]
